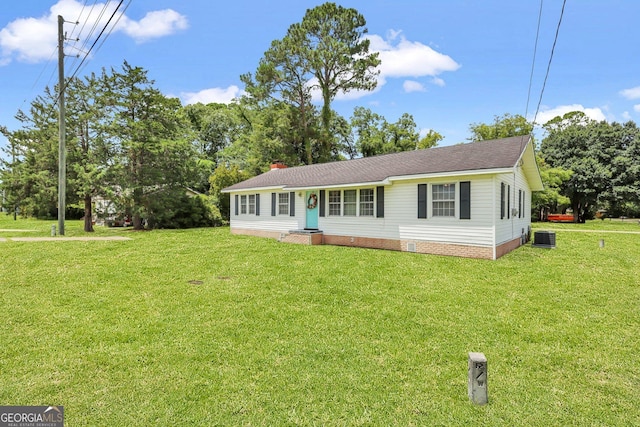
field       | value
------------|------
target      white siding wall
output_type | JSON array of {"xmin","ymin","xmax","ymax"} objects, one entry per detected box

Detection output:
[
  {"xmin": 229, "ymin": 190, "xmax": 302, "ymax": 232},
  {"xmin": 495, "ymin": 166, "xmax": 533, "ymax": 245},
  {"xmin": 318, "ymin": 175, "xmax": 496, "ymax": 247},
  {"xmin": 230, "ymin": 170, "xmax": 534, "ymax": 249}
]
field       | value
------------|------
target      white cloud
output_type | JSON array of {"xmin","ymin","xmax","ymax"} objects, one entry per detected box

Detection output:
[
  {"xmin": 431, "ymin": 77, "xmax": 445, "ymax": 87},
  {"xmin": 403, "ymin": 80, "xmax": 425, "ymax": 93},
  {"xmin": 117, "ymin": 9, "xmax": 188, "ymax": 43},
  {"xmin": 534, "ymin": 104, "xmax": 606, "ymax": 126},
  {"xmin": 181, "ymin": 86, "xmax": 243, "ymax": 105},
  {"xmin": 622, "ymin": 111, "xmax": 632, "ymax": 121},
  {"xmin": 319, "ymin": 31, "xmax": 459, "ymax": 102},
  {"xmin": 620, "ymin": 86, "xmax": 640, "ymax": 100},
  {"xmin": 0, "ymin": 0, "xmax": 187, "ymax": 65},
  {"xmin": 366, "ymin": 33, "xmax": 461, "ymax": 79},
  {"xmin": 634, "ymin": 104, "xmax": 640, "ymax": 113}
]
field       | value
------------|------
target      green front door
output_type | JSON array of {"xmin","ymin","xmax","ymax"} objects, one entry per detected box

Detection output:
[{"xmin": 305, "ymin": 191, "xmax": 319, "ymax": 229}]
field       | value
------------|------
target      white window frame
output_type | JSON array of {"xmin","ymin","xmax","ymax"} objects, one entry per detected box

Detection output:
[
  {"xmin": 278, "ymin": 192, "xmax": 289, "ymax": 215},
  {"xmin": 240, "ymin": 195, "xmax": 247, "ymax": 214},
  {"xmin": 432, "ymin": 183, "xmax": 456, "ymax": 217},
  {"xmin": 359, "ymin": 188, "xmax": 374, "ymax": 216},
  {"xmin": 248, "ymin": 194, "xmax": 256, "ymax": 215},
  {"xmin": 343, "ymin": 190, "xmax": 357, "ymax": 216},
  {"xmin": 328, "ymin": 190, "xmax": 341, "ymax": 216}
]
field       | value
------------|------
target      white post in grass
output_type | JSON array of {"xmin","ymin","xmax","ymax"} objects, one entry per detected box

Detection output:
[{"xmin": 468, "ymin": 352, "xmax": 488, "ymax": 405}]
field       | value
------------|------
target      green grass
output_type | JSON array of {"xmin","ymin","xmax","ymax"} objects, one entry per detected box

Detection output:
[{"xmin": 1, "ymin": 215, "xmax": 639, "ymax": 425}]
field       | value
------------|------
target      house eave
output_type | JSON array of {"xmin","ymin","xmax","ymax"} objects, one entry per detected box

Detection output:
[
  {"xmin": 286, "ymin": 179, "xmax": 391, "ymax": 191},
  {"xmin": 387, "ymin": 168, "xmax": 515, "ymax": 183},
  {"xmin": 221, "ymin": 185, "xmax": 284, "ymax": 194}
]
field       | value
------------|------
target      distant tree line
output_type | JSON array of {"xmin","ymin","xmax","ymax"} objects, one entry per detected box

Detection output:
[
  {"xmin": 4, "ymin": 2, "xmax": 637, "ymax": 228},
  {"xmin": 0, "ymin": 3, "xmax": 441, "ymax": 229},
  {"xmin": 470, "ymin": 112, "xmax": 640, "ymax": 220}
]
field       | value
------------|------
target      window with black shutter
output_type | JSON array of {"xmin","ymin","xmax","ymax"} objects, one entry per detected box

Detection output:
[
  {"xmin": 460, "ymin": 181, "xmax": 471, "ymax": 220},
  {"xmin": 418, "ymin": 184, "xmax": 427, "ymax": 218},
  {"xmin": 271, "ymin": 193, "xmax": 276, "ymax": 216},
  {"xmin": 500, "ymin": 183, "xmax": 505, "ymax": 219},
  {"xmin": 376, "ymin": 186, "xmax": 384, "ymax": 218},
  {"xmin": 319, "ymin": 190, "xmax": 326, "ymax": 217}
]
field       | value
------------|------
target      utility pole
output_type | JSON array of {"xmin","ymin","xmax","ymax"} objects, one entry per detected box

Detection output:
[{"xmin": 57, "ymin": 15, "xmax": 66, "ymax": 235}]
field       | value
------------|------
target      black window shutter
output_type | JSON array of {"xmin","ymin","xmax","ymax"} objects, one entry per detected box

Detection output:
[
  {"xmin": 319, "ymin": 190, "xmax": 326, "ymax": 217},
  {"xmin": 500, "ymin": 183, "xmax": 505, "ymax": 219},
  {"xmin": 376, "ymin": 186, "xmax": 385, "ymax": 218},
  {"xmin": 418, "ymin": 184, "xmax": 427, "ymax": 218},
  {"xmin": 507, "ymin": 185, "xmax": 511, "ymax": 218},
  {"xmin": 523, "ymin": 191, "xmax": 526, "ymax": 218},
  {"xmin": 518, "ymin": 190, "xmax": 522, "ymax": 218},
  {"xmin": 460, "ymin": 181, "xmax": 471, "ymax": 220},
  {"xmin": 289, "ymin": 191, "xmax": 295, "ymax": 216},
  {"xmin": 235, "ymin": 194, "xmax": 239, "ymax": 216},
  {"xmin": 256, "ymin": 194, "xmax": 260, "ymax": 216},
  {"xmin": 271, "ymin": 193, "xmax": 276, "ymax": 216}
]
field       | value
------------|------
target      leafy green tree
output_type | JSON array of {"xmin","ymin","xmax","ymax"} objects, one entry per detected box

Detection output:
[
  {"xmin": 7, "ymin": 89, "xmax": 61, "ymax": 219},
  {"xmin": 241, "ymin": 30, "xmax": 318, "ymax": 165},
  {"xmin": 417, "ymin": 130, "xmax": 442, "ymax": 149},
  {"xmin": 302, "ymin": 2, "xmax": 380, "ymax": 161},
  {"xmin": 531, "ymin": 155, "xmax": 572, "ymax": 220},
  {"xmin": 596, "ymin": 120, "xmax": 640, "ymax": 217},
  {"xmin": 97, "ymin": 61, "xmax": 198, "ymax": 229},
  {"xmin": 182, "ymin": 102, "xmax": 246, "ymax": 192},
  {"xmin": 243, "ymin": 2, "xmax": 380, "ymax": 163},
  {"xmin": 64, "ymin": 75, "xmax": 113, "ymax": 231},
  {"xmin": 0, "ymin": 126, "xmax": 25, "ymax": 219},
  {"xmin": 209, "ymin": 164, "xmax": 250, "ymax": 221},
  {"xmin": 351, "ymin": 107, "xmax": 422, "ymax": 156},
  {"xmin": 351, "ymin": 106, "xmax": 385, "ymax": 157},
  {"xmin": 218, "ymin": 98, "xmax": 301, "ymax": 175},
  {"xmin": 541, "ymin": 112, "xmax": 612, "ymax": 221},
  {"xmin": 469, "ymin": 113, "xmax": 533, "ymax": 141},
  {"xmin": 384, "ymin": 113, "xmax": 421, "ymax": 153}
]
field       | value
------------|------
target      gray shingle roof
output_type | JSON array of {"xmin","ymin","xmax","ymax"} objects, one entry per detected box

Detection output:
[{"xmin": 224, "ymin": 135, "xmax": 531, "ymax": 191}]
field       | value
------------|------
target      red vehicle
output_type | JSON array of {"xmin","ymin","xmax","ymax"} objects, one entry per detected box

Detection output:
[{"xmin": 547, "ymin": 213, "xmax": 575, "ymax": 222}]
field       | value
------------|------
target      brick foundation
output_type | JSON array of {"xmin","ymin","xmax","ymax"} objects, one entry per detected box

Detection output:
[
  {"xmin": 324, "ymin": 235, "xmax": 493, "ymax": 259},
  {"xmin": 323, "ymin": 235, "xmax": 402, "ymax": 251},
  {"xmin": 495, "ymin": 236, "xmax": 523, "ymax": 259},
  {"xmin": 406, "ymin": 240, "xmax": 494, "ymax": 259},
  {"xmin": 231, "ymin": 228, "xmax": 521, "ymax": 260}
]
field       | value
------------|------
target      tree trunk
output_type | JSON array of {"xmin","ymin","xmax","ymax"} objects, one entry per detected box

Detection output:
[
  {"xmin": 132, "ymin": 187, "xmax": 144, "ymax": 230},
  {"xmin": 84, "ymin": 194, "xmax": 94, "ymax": 232}
]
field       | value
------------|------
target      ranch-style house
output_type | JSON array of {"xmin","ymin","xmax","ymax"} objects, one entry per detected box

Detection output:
[{"xmin": 222, "ymin": 135, "xmax": 544, "ymax": 260}]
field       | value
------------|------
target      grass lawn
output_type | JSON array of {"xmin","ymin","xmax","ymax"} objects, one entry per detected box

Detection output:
[{"xmin": 1, "ymin": 215, "xmax": 639, "ymax": 425}]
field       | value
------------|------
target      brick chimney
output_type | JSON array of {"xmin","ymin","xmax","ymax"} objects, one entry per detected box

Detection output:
[{"xmin": 270, "ymin": 161, "xmax": 287, "ymax": 170}]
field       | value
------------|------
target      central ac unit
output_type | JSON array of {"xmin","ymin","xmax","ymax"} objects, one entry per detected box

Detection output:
[{"xmin": 532, "ymin": 231, "xmax": 556, "ymax": 248}]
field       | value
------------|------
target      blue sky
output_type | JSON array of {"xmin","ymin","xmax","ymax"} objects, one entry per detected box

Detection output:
[{"xmin": 2, "ymin": 0, "xmax": 640, "ymax": 153}]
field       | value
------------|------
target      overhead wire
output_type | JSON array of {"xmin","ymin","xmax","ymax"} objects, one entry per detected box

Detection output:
[
  {"xmin": 524, "ymin": 0, "xmax": 544, "ymax": 121},
  {"xmin": 66, "ymin": 0, "xmax": 111, "ymax": 77},
  {"xmin": 37, "ymin": 0, "xmax": 127, "ymax": 119},
  {"xmin": 68, "ymin": 0, "xmax": 127, "ymax": 82},
  {"xmin": 532, "ymin": 0, "xmax": 567, "ymax": 127},
  {"xmin": 87, "ymin": 0, "xmax": 133, "ymax": 71}
]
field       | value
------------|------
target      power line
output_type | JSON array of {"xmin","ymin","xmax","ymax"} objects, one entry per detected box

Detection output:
[
  {"xmin": 525, "ymin": 0, "xmax": 544, "ymax": 121},
  {"xmin": 67, "ymin": 0, "xmax": 112, "ymax": 77},
  {"xmin": 532, "ymin": 0, "xmax": 567, "ymax": 126},
  {"xmin": 68, "ymin": 0, "xmax": 126, "ymax": 82}
]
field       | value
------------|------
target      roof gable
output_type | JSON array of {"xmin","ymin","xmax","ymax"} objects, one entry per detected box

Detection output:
[{"xmin": 224, "ymin": 136, "xmax": 540, "ymax": 192}]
